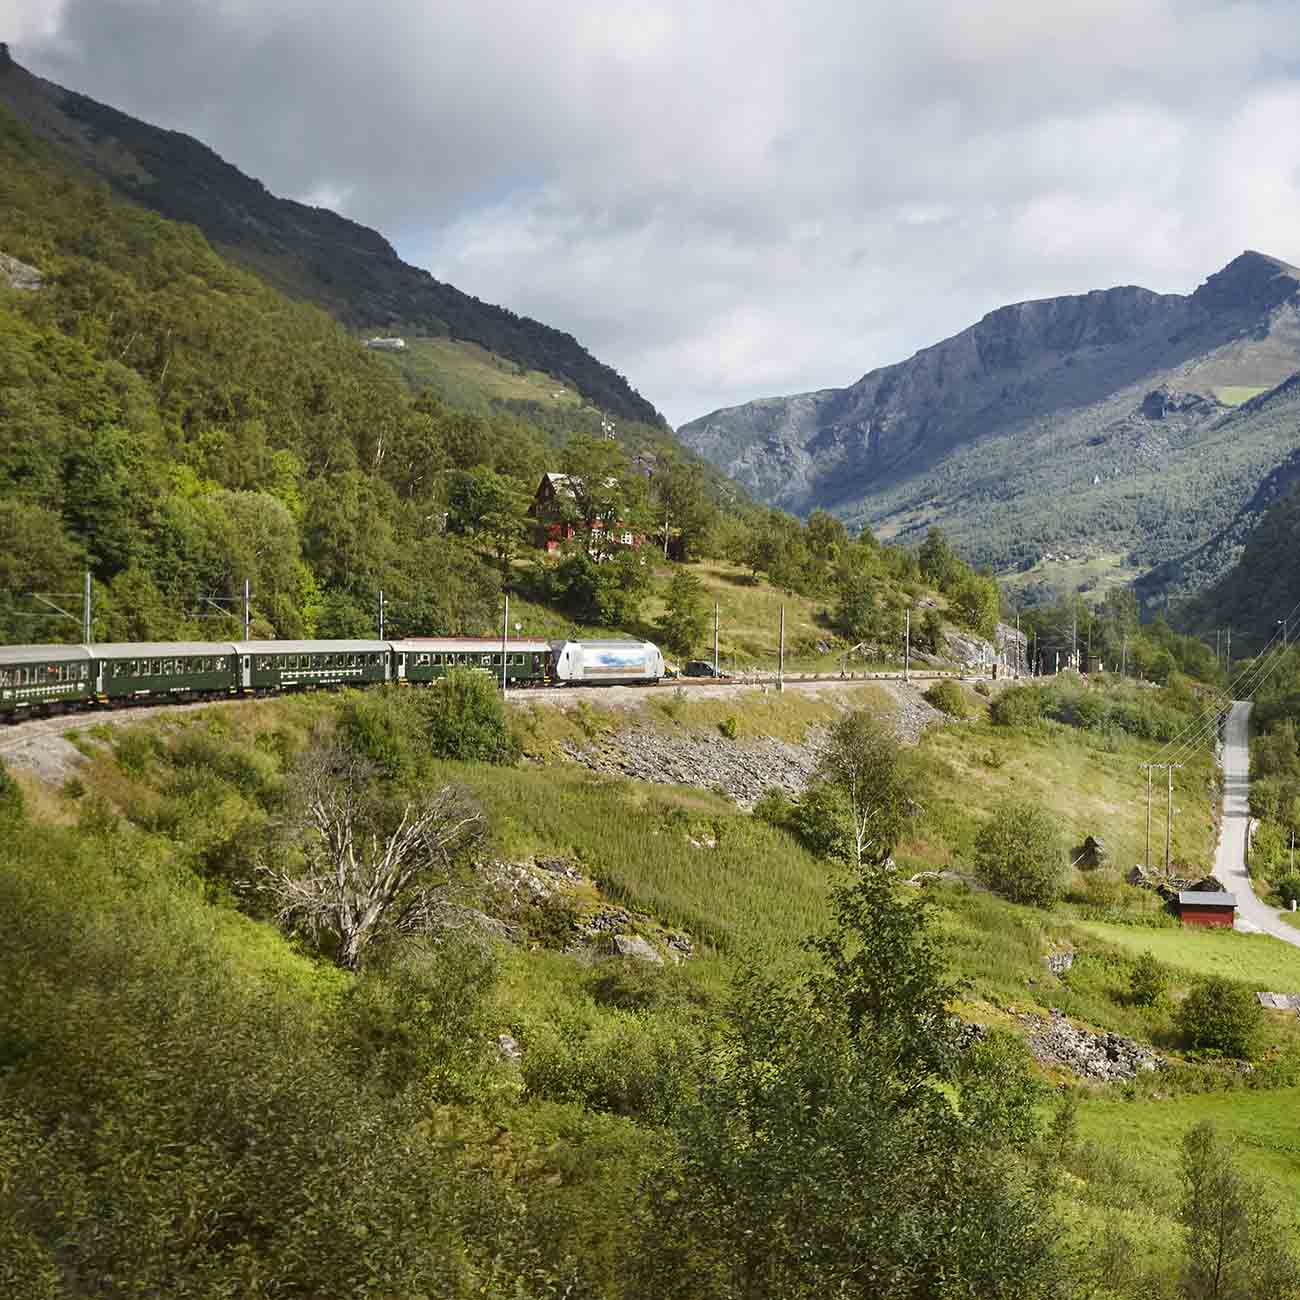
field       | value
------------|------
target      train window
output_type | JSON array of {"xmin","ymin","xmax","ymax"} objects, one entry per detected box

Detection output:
[
  {"xmin": 151, "ymin": 660, "xmax": 161, "ymax": 675},
  {"xmin": 0, "ymin": 670, "xmax": 10, "ymax": 687}
]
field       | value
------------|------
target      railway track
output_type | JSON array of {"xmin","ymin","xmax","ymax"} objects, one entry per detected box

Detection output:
[{"xmin": 0, "ymin": 668, "xmax": 984, "ymax": 746}]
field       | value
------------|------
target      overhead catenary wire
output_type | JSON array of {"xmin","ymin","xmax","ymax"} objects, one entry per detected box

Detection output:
[{"xmin": 1145, "ymin": 600, "xmax": 1300, "ymax": 766}]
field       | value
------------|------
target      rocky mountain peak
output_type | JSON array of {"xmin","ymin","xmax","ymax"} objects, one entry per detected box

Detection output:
[{"xmin": 1191, "ymin": 250, "xmax": 1300, "ymax": 313}]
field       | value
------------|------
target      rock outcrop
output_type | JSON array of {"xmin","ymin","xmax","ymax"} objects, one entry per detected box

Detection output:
[
  {"xmin": 1015, "ymin": 1007, "xmax": 1162, "ymax": 1081},
  {"xmin": 0, "ymin": 251, "xmax": 42, "ymax": 291}
]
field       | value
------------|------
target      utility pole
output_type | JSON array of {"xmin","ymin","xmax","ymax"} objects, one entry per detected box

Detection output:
[
  {"xmin": 82, "ymin": 570, "xmax": 92, "ymax": 643},
  {"xmin": 1280, "ymin": 619, "xmax": 1289, "ymax": 648},
  {"xmin": 1215, "ymin": 628, "xmax": 1220, "ymax": 668},
  {"xmin": 501, "ymin": 594, "xmax": 509, "ymax": 694},
  {"xmin": 713, "ymin": 603, "xmax": 720, "ymax": 677},
  {"xmin": 1072, "ymin": 601, "xmax": 1078, "ymax": 671},
  {"xmin": 1014, "ymin": 608, "xmax": 1020, "ymax": 678},
  {"xmin": 243, "ymin": 578, "xmax": 251, "ymax": 642},
  {"xmin": 378, "ymin": 589, "xmax": 385, "ymax": 641},
  {"xmin": 1121, "ymin": 635, "xmax": 1127, "ymax": 679},
  {"xmin": 1226, "ymin": 627, "xmax": 1231, "ymax": 669},
  {"xmin": 778, "ymin": 605, "xmax": 785, "ymax": 692},
  {"xmin": 1140, "ymin": 762, "xmax": 1183, "ymax": 871},
  {"xmin": 905, "ymin": 608, "xmax": 911, "ymax": 683}
]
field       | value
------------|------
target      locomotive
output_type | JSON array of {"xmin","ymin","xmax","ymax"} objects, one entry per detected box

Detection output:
[{"xmin": 0, "ymin": 636, "xmax": 665, "ymax": 719}]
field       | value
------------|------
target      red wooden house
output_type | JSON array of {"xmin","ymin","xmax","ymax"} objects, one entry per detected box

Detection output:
[{"xmin": 530, "ymin": 472, "xmax": 644, "ymax": 554}]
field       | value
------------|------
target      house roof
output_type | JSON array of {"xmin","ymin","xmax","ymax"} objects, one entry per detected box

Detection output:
[{"xmin": 1177, "ymin": 891, "xmax": 1237, "ymax": 908}]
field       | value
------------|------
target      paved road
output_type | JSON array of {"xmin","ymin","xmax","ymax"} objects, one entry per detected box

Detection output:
[{"xmin": 1216, "ymin": 700, "xmax": 1300, "ymax": 948}]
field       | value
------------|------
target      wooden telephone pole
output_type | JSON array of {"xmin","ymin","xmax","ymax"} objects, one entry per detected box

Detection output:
[{"xmin": 1140, "ymin": 762, "xmax": 1183, "ymax": 871}]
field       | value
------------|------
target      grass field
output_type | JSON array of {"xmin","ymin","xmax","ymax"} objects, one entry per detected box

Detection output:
[
  {"xmin": 374, "ymin": 336, "xmax": 587, "ymax": 412},
  {"xmin": 1214, "ymin": 385, "xmax": 1271, "ymax": 407},
  {"xmin": 1075, "ymin": 1086, "xmax": 1300, "ymax": 1196},
  {"xmin": 1075, "ymin": 920, "xmax": 1300, "ymax": 988}
]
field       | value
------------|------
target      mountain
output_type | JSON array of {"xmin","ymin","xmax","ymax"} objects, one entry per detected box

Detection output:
[
  {"xmin": 1179, "ymin": 458, "xmax": 1300, "ymax": 651},
  {"xmin": 677, "ymin": 252, "xmax": 1300, "ymax": 598},
  {"xmin": 0, "ymin": 43, "xmax": 663, "ymax": 428}
]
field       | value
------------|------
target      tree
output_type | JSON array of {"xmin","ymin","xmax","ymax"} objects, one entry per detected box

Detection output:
[
  {"xmin": 919, "ymin": 526, "xmax": 963, "ymax": 592},
  {"xmin": 633, "ymin": 860, "xmax": 1057, "ymax": 1298},
  {"xmin": 813, "ymin": 711, "xmax": 917, "ymax": 870},
  {"xmin": 656, "ymin": 568, "xmax": 709, "ymax": 657},
  {"xmin": 651, "ymin": 451, "xmax": 715, "ymax": 561},
  {"xmin": 972, "ymin": 800, "xmax": 1066, "ymax": 906},
  {"xmin": 1180, "ymin": 1121, "xmax": 1300, "ymax": 1299},
  {"xmin": 259, "ymin": 737, "xmax": 487, "ymax": 969},
  {"xmin": 1176, "ymin": 977, "xmax": 1263, "ymax": 1060}
]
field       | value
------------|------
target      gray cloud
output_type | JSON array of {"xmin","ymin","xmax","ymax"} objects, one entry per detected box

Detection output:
[{"xmin": 9, "ymin": 0, "xmax": 1300, "ymax": 424}]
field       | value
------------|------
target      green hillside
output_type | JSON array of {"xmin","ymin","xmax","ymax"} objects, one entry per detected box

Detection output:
[{"xmin": 0, "ymin": 46, "xmax": 663, "ymax": 427}]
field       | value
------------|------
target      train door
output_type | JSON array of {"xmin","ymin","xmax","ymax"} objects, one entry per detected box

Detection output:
[
  {"xmin": 241, "ymin": 655, "xmax": 251, "ymax": 690},
  {"xmin": 396, "ymin": 652, "xmax": 406, "ymax": 681}
]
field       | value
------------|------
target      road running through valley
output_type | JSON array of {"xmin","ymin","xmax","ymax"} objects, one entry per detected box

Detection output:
[{"xmin": 1216, "ymin": 700, "xmax": 1300, "ymax": 948}]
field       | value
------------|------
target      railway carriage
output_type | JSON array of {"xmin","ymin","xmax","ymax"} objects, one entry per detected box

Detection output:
[
  {"xmin": 234, "ymin": 640, "xmax": 391, "ymax": 693},
  {"xmin": 0, "ymin": 645, "xmax": 95, "ymax": 716},
  {"xmin": 391, "ymin": 638, "xmax": 551, "ymax": 686},
  {"xmin": 96, "ymin": 642, "xmax": 239, "ymax": 703}
]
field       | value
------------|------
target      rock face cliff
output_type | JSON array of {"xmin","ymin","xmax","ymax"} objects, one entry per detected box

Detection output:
[{"xmin": 678, "ymin": 252, "xmax": 1300, "ymax": 592}]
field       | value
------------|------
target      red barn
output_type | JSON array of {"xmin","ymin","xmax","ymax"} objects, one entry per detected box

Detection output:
[
  {"xmin": 1176, "ymin": 890, "xmax": 1237, "ymax": 929},
  {"xmin": 529, "ymin": 472, "xmax": 643, "ymax": 553}
]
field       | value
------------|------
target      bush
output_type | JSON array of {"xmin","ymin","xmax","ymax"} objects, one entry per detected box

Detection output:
[
  {"xmin": 974, "ymin": 681, "xmax": 991, "ymax": 698},
  {"xmin": 1274, "ymin": 875, "xmax": 1300, "ymax": 907},
  {"xmin": 924, "ymin": 680, "xmax": 968, "ymax": 718},
  {"xmin": 1176, "ymin": 977, "xmax": 1264, "ymax": 1059},
  {"xmin": 718, "ymin": 715, "xmax": 738, "ymax": 739},
  {"xmin": 1129, "ymin": 951, "xmax": 1167, "ymax": 1007},
  {"xmin": 990, "ymin": 685, "xmax": 1045, "ymax": 728},
  {"xmin": 419, "ymin": 667, "xmax": 521, "ymax": 764},
  {"xmin": 972, "ymin": 800, "xmax": 1066, "ymax": 906}
]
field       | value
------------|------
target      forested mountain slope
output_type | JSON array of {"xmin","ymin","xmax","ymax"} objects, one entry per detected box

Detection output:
[
  {"xmin": 0, "ymin": 99, "xmax": 549, "ymax": 641},
  {"xmin": 678, "ymin": 252, "xmax": 1300, "ymax": 597},
  {"xmin": 0, "ymin": 43, "xmax": 663, "ymax": 427},
  {"xmin": 1179, "ymin": 462, "xmax": 1300, "ymax": 651}
]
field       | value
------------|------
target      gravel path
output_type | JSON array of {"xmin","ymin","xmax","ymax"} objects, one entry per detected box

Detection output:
[{"xmin": 1217, "ymin": 700, "xmax": 1300, "ymax": 948}]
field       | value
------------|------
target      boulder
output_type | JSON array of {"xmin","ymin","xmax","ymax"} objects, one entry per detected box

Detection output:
[{"xmin": 610, "ymin": 933, "xmax": 663, "ymax": 964}]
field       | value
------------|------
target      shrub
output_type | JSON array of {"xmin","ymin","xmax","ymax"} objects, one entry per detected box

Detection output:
[
  {"xmin": 1274, "ymin": 875, "xmax": 1300, "ymax": 907},
  {"xmin": 1129, "ymin": 951, "xmax": 1167, "ymax": 1007},
  {"xmin": 1176, "ymin": 977, "xmax": 1264, "ymax": 1059},
  {"xmin": 974, "ymin": 681, "xmax": 991, "ymax": 698},
  {"xmin": 718, "ymin": 715, "xmax": 738, "ymax": 739},
  {"xmin": 972, "ymin": 800, "xmax": 1066, "ymax": 906},
  {"xmin": 419, "ymin": 668, "xmax": 521, "ymax": 764},
  {"xmin": 990, "ymin": 685, "xmax": 1045, "ymax": 728},
  {"xmin": 924, "ymin": 680, "xmax": 968, "ymax": 718}
]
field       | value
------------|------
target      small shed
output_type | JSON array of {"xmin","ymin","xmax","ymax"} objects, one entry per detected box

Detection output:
[{"xmin": 1176, "ymin": 890, "xmax": 1237, "ymax": 929}]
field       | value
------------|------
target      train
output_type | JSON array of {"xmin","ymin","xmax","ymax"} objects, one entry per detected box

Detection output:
[{"xmin": 0, "ymin": 636, "xmax": 667, "ymax": 719}]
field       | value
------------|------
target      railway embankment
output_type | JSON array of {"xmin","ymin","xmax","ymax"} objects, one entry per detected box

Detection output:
[{"xmin": 542, "ymin": 679, "xmax": 946, "ymax": 808}]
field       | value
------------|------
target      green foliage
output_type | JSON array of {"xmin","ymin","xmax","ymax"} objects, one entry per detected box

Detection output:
[
  {"xmin": 633, "ymin": 863, "xmax": 1057, "ymax": 1298},
  {"xmin": 0, "ymin": 761, "xmax": 22, "ymax": 821},
  {"xmin": 542, "ymin": 548, "xmax": 651, "ymax": 626},
  {"xmin": 718, "ymin": 715, "xmax": 738, "ymax": 740},
  {"xmin": 924, "ymin": 679, "xmax": 968, "ymax": 718},
  {"xmin": 422, "ymin": 669, "xmax": 521, "ymax": 765},
  {"xmin": 1129, "ymin": 950, "xmax": 1168, "ymax": 1007},
  {"xmin": 340, "ymin": 938, "xmax": 498, "ymax": 1101},
  {"xmin": 813, "ymin": 710, "xmax": 917, "ymax": 869},
  {"xmin": 1176, "ymin": 977, "xmax": 1264, "ymax": 1060},
  {"xmin": 991, "ymin": 685, "xmax": 1046, "ymax": 727},
  {"xmin": 973, "ymin": 800, "xmax": 1067, "ymax": 907},
  {"xmin": 1180, "ymin": 1121, "xmax": 1300, "ymax": 1299},
  {"xmin": 656, "ymin": 567, "xmax": 709, "ymax": 657}
]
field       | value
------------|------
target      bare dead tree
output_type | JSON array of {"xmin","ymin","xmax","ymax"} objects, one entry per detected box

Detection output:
[{"xmin": 259, "ymin": 740, "xmax": 487, "ymax": 970}]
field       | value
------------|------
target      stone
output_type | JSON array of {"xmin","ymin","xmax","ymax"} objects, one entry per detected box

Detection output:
[
  {"xmin": 610, "ymin": 933, "xmax": 663, "ymax": 964},
  {"xmin": 1043, "ymin": 948, "xmax": 1075, "ymax": 976},
  {"xmin": 1015, "ymin": 1007, "xmax": 1162, "ymax": 1082},
  {"xmin": 497, "ymin": 1032, "xmax": 523, "ymax": 1063},
  {"xmin": 0, "ymin": 252, "xmax": 43, "ymax": 292}
]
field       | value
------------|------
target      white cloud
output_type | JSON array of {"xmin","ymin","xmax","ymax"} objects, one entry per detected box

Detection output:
[{"xmin": 12, "ymin": 1, "xmax": 1300, "ymax": 424}]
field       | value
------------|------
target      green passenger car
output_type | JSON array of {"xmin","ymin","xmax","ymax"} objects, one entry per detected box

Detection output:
[
  {"xmin": 95, "ymin": 642, "xmax": 239, "ymax": 702},
  {"xmin": 234, "ymin": 640, "xmax": 391, "ymax": 692},
  {"xmin": 0, "ymin": 645, "xmax": 95, "ymax": 717},
  {"xmin": 390, "ymin": 638, "xmax": 551, "ymax": 687}
]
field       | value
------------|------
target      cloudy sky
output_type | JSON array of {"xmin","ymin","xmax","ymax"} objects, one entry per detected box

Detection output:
[{"xmin": 6, "ymin": 0, "xmax": 1300, "ymax": 426}]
